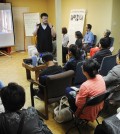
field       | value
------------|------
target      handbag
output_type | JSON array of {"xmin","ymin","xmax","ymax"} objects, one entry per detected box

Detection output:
[{"xmin": 54, "ymin": 96, "xmax": 73, "ymax": 123}]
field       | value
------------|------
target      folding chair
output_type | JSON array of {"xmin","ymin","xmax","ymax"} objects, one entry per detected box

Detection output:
[{"xmin": 66, "ymin": 91, "xmax": 111, "ymax": 134}]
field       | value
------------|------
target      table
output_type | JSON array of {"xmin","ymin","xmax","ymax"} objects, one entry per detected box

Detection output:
[{"xmin": 22, "ymin": 62, "xmax": 46, "ymax": 81}]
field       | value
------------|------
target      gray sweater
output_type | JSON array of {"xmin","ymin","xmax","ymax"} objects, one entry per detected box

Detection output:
[
  {"xmin": 104, "ymin": 65, "xmax": 120, "ymax": 101},
  {"xmin": 104, "ymin": 65, "xmax": 120, "ymax": 86}
]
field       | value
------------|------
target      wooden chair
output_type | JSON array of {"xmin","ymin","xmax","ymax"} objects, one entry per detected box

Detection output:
[{"xmin": 30, "ymin": 70, "xmax": 75, "ymax": 120}]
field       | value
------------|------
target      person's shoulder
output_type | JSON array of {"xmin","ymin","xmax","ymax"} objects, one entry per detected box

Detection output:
[
  {"xmin": 112, "ymin": 65, "xmax": 120, "ymax": 72},
  {"xmin": 80, "ymin": 82, "xmax": 89, "ymax": 92},
  {"xmin": 89, "ymin": 31, "xmax": 94, "ymax": 35},
  {"xmin": 93, "ymin": 50, "xmax": 100, "ymax": 57},
  {"xmin": 48, "ymin": 65, "xmax": 62, "ymax": 70},
  {"xmin": 40, "ymin": 69, "xmax": 48, "ymax": 76},
  {"xmin": 54, "ymin": 65, "xmax": 63, "ymax": 72},
  {"xmin": 96, "ymin": 74, "xmax": 103, "ymax": 79},
  {"xmin": 107, "ymin": 49, "xmax": 112, "ymax": 54},
  {"xmin": 101, "ymin": 49, "xmax": 112, "ymax": 55},
  {"xmin": 22, "ymin": 107, "xmax": 38, "ymax": 116},
  {"xmin": 64, "ymin": 34, "xmax": 69, "ymax": 37},
  {"xmin": 81, "ymin": 79, "xmax": 90, "ymax": 87},
  {"xmin": 57, "ymin": 65, "xmax": 63, "ymax": 69}
]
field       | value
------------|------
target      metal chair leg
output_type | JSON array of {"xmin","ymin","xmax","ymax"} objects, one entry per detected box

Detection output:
[
  {"xmin": 30, "ymin": 83, "xmax": 35, "ymax": 107},
  {"xmin": 96, "ymin": 119, "xmax": 99, "ymax": 125},
  {"xmin": 66, "ymin": 124, "xmax": 76, "ymax": 134}
]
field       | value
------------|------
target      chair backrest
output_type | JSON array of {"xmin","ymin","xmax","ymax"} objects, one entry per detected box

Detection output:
[
  {"xmin": 93, "ymin": 35, "xmax": 97, "ymax": 46},
  {"xmin": 46, "ymin": 70, "xmax": 74, "ymax": 99},
  {"xmin": 110, "ymin": 37, "xmax": 114, "ymax": 47},
  {"xmin": 85, "ymin": 91, "xmax": 110, "ymax": 107},
  {"xmin": 99, "ymin": 55, "xmax": 117, "ymax": 76},
  {"xmin": 78, "ymin": 90, "xmax": 110, "ymax": 116},
  {"xmin": 74, "ymin": 62, "xmax": 87, "ymax": 85}
]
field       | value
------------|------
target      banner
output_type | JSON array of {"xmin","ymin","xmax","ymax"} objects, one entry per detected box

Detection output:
[{"xmin": 68, "ymin": 9, "xmax": 86, "ymax": 45}]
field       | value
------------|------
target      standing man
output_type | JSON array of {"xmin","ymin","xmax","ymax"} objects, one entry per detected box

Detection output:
[
  {"xmin": 33, "ymin": 13, "xmax": 56, "ymax": 53},
  {"xmin": 82, "ymin": 24, "xmax": 94, "ymax": 52}
]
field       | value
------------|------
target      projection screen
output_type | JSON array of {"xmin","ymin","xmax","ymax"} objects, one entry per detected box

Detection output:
[{"xmin": 0, "ymin": 3, "xmax": 15, "ymax": 48}]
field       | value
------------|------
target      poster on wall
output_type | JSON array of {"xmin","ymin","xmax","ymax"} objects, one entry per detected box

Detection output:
[{"xmin": 68, "ymin": 9, "xmax": 86, "ymax": 45}]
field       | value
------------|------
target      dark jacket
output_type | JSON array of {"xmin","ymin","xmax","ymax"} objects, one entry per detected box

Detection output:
[
  {"xmin": 92, "ymin": 49, "xmax": 112, "ymax": 65},
  {"xmin": 0, "ymin": 107, "xmax": 52, "ymax": 134},
  {"xmin": 63, "ymin": 57, "xmax": 79, "ymax": 72},
  {"xmin": 75, "ymin": 39, "xmax": 82, "ymax": 49},
  {"xmin": 39, "ymin": 65, "xmax": 63, "ymax": 85}
]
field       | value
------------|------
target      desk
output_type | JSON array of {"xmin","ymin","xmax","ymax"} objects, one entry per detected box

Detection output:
[{"xmin": 22, "ymin": 62, "xmax": 46, "ymax": 81}]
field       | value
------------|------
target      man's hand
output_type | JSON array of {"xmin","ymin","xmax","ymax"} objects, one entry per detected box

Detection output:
[
  {"xmin": 48, "ymin": 23, "xmax": 53, "ymax": 29},
  {"xmin": 36, "ymin": 23, "xmax": 40, "ymax": 29},
  {"xmin": 33, "ymin": 23, "xmax": 39, "ymax": 36},
  {"xmin": 49, "ymin": 23, "xmax": 56, "ymax": 37}
]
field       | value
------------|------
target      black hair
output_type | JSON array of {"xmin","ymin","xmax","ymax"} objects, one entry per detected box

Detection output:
[
  {"xmin": 100, "ymin": 37, "xmax": 111, "ymax": 48},
  {"xmin": 105, "ymin": 29, "xmax": 111, "ymax": 37},
  {"xmin": 42, "ymin": 52, "xmax": 53, "ymax": 62},
  {"xmin": 75, "ymin": 38, "xmax": 83, "ymax": 49},
  {"xmin": 68, "ymin": 44, "xmax": 80, "ymax": 60},
  {"xmin": 87, "ymin": 24, "xmax": 92, "ymax": 30},
  {"xmin": 62, "ymin": 27, "xmax": 67, "ymax": 34},
  {"xmin": 40, "ymin": 13, "xmax": 48, "ymax": 18},
  {"xmin": 0, "ymin": 83, "xmax": 25, "ymax": 112},
  {"xmin": 82, "ymin": 59, "xmax": 100, "ymax": 78},
  {"xmin": 75, "ymin": 31, "xmax": 83, "ymax": 39}
]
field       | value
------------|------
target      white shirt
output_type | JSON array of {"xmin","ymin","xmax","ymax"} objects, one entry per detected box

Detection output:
[
  {"xmin": 62, "ymin": 34, "xmax": 69, "ymax": 47},
  {"xmin": 41, "ymin": 23, "xmax": 47, "ymax": 30}
]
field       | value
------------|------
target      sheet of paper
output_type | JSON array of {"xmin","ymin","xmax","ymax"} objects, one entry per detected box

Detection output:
[{"xmin": 71, "ymin": 86, "xmax": 79, "ymax": 91}]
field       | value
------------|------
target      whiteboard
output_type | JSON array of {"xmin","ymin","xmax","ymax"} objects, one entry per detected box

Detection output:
[{"xmin": 24, "ymin": 13, "xmax": 40, "ymax": 36}]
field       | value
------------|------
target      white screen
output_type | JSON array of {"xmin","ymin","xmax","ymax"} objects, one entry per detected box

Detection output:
[{"xmin": 0, "ymin": 3, "xmax": 15, "ymax": 47}]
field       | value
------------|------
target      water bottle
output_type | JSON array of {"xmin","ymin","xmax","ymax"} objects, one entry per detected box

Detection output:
[{"xmin": 32, "ymin": 55, "xmax": 38, "ymax": 66}]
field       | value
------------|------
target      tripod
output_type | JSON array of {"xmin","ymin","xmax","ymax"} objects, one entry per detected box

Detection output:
[{"xmin": 0, "ymin": 51, "xmax": 12, "ymax": 58}]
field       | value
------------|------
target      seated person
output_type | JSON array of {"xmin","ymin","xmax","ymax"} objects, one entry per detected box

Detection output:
[
  {"xmin": 75, "ymin": 31, "xmax": 83, "ymax": 50},
  {"xmin": 39, "ymin": 52, "xmax": 63, "ymax": 86},
  {"xmin": 104, "ymin": 50, "xmax": 120, "ymax": 87},
  {"xmin": 66, "ymin": 59, "xmax": 106, "ymax": 121},
  {"xmin": 0, "ymin": 82, "xmax": 52, "ymax": 134},
  {"xmin": 103, "ymin": 29, "xmax": 112, "ymax": 48},
  {"xmin": 75, "ymin": 31, "xmax": 86, "ymax": 60},
  {"xmin": 82, "ymin": 24, "xmax": 94, "ymax": 52},
  {"xmin": 98, "ymin": 29, "xmax": 111, "ymax": 45},
  {"xmin": 103, "ymin": 51, "xmax": 120, "ymax": 112},
  {"xmin": 92, "ymin": 37, "xmax": 112, "ymax": 65},
  {"xmin": 94, "ymin": 113, "xmax": 120, "ymax": 134},
  {"xmin": 63, "ymin": 44, "xmax": 82, "ymax": 72},
  {"xmin": 90, "ymin": 29, "xmax": 112, "ymax": 58},
  {"xmin": 90, "ymin": 44, "xmax": 100, "ymax": 57}
]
